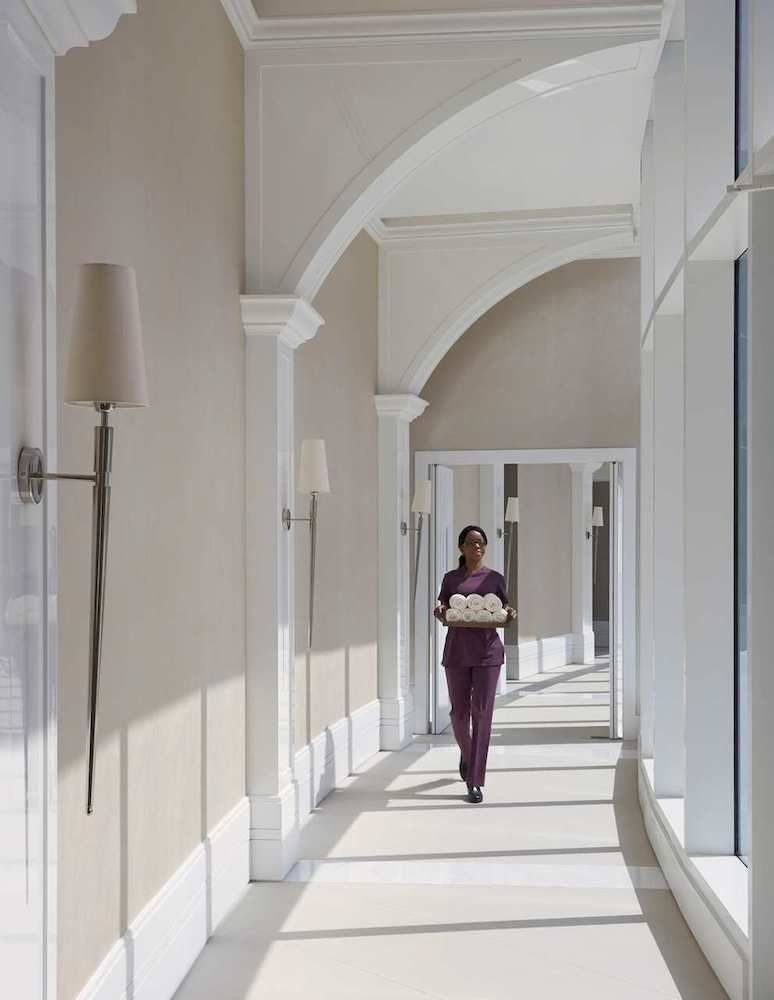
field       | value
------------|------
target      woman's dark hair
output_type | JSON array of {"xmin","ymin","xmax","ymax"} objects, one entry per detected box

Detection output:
[{"xmin": 458, "ymin": 525, "xmax": 488, "ymax": 568}]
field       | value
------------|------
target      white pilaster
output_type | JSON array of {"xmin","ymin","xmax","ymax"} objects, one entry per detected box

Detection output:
[
  {"xmin": 683, "ymin": 262, "xmax": 734, "ymax": 854},
  {"xmin": 748, "ymin": 192, "xmax": 774, "ymax": 1000},
  {"xmin": 570, "ymin": 464, "xmax": 596, "ymax": 664},
  {"xmin": 242, "ymin": 295, "xmax": 324, "ymax": 879},
  {"xmin": 375, "ymin": 394, "xmax": 428, "ymax": 749},
  {"xmin": 652, "ymin": 315, "xmax": 685, "ymax": 798}
]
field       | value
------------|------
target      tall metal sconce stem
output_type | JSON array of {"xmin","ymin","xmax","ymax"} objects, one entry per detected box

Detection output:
[
  {"xmin": 308, "ymin": 492, "xmax": 318, "ymax": 650},
  {"xmin": 86, "ymin": 404, "xmax": 114, "ymax": 814},
  {"xmin": 401, "ymin": 511, "xmax": 426, "ymax": 609},
  {"xmin": 17, "ymin": 402, "xmax": 116, "ymax": 814},
  {"xmin": 283, "ymin": 491, "xmax": 320, "ymax": 651}
]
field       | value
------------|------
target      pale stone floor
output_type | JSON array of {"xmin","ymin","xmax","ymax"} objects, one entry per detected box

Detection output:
[{"xmin": 175, "ymin": 662, "xmax": 728, "ymax": 999}]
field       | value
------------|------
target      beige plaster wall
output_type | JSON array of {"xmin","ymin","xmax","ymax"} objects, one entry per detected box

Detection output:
[
  {"xmin": 412, "ymin": 259, "xmax": 640, "ymax": 452},
  {"xmin": 294, "ymin": 231, "xmax": 379, "ymax": 748},
  {"xmin": 517, "ymin": 465, "xmax": 573, "ymax": 641},
  {"xmin": 56, "ymin": 3, "xmax": 245, "ymax": 997}
]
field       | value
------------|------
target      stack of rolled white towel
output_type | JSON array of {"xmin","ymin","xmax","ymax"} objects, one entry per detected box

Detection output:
[{"xmin": 445, "ymin": 593, "xmax": 507, "ymax": 626}]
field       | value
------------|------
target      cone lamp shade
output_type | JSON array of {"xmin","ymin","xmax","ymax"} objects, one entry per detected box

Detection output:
[
  {"xmin": 65, "ymin": 264, "xmax": 149, "ymax": 407},
  {"xmin": 592, "ymin": 506, "xmax": 605, "ymax": 528},
  {"xmin": 298, "ymin": 439, "xmax": 330, "ymax": 495},
  {"xmin": 505, "ymin": 496, "xmax": 520, "ymax": 523},
  {"xmin": 411, "ymin": 479, "xmax": 432, "ymax": 515}
]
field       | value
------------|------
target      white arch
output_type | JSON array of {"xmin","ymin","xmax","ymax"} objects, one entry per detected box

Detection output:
[
  {"xmin": 402, "ymin": 234, "xmax": 637, "ymax": 395},
  {"xmin": 268, "ymin": 37, "xmax": 658, "ymax": 300}
]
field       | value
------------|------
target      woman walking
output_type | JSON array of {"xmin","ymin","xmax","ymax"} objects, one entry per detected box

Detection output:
[{"xmin": 434, "ymin": 525, "xmax": 516, "ymax": 804}]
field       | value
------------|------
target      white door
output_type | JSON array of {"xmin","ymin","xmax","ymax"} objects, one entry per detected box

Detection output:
[
  {"xmin": 0, "ymin": 16, "xmax": 57, "ymax": 999},
  {"xmin": 429, "ymin": 465, "xmax": 454, "ymax": 734}
]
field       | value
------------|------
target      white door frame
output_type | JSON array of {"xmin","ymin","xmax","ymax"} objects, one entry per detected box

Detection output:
[
  {"xmin": 1, "ymin": 9, "xmax": 58, "ymax": 997},
  {"xmin": 413, "ymin": 447, "xmax": 638, "ymax": 740}
]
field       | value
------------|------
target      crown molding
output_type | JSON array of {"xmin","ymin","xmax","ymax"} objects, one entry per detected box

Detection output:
[
  {"xmin": 23, "ymin": 0, "xmax": 135, "ymax": 55},
  {"xmin": 374, "ymin": 393, "xmax": 429, "ymax": 422},
  {"xmin": 367, "ymin": 205, "xmax": 635, "ymax": 251},
  {"xmin": 240, "ymin": 294, "xmax": 324, "ymax": 349},
  {"xmin": 221, "ymin": 2, "xmax": 663, "ymax": 50}
]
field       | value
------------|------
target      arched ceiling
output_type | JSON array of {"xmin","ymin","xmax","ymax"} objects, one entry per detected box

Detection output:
[
  {"xmin": 380, "ymin": 41, "xmax": 656, "ymax": 220},
  {"xmin": 369, "ymin": 38, "xmax": 659, "ymax": 393}
]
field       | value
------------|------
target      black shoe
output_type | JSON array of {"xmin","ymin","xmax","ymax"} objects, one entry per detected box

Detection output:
[
  {"xmin": 466, "ymin": 785, "xmax": 483, "ymax": 804},
  {"xmin": 459, "ymin": 757, "xmax": 468, "ymax": 782}
]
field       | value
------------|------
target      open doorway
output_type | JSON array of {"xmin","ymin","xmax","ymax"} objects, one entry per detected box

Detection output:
[{"xmin": 412, "ymin": 449, "xmax": 634, "ymax": 743}]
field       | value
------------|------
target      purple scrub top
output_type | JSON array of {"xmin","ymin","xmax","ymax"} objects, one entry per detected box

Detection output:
[{"xmin": 437, "ymin": 565, "xmax": 509, "ymax": 668}]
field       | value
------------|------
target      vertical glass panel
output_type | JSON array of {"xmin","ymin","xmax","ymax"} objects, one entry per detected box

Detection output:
[
  {"xmin": 736, "ymin": 0, "xmax": 750, "ymax": 176},
  {"xmin": 734, "ymin": 250, "xmax": 750, "ymax": 865}
]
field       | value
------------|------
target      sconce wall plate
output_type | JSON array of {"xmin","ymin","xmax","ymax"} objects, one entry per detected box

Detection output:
[{"xmin": 18, "ymin": 447, "xmax": 45, "ymax": 504}]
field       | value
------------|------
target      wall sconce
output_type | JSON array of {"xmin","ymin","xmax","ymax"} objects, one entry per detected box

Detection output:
[
  {"xmin": 402, "ymin": 479, "xmax": 432, "ymax": 606},
  {"xmin": 592, "ymin": 505, "xmax": 604, "ymax": 584},
  {"xmin": 503, "ymin": 496, "xmax": 519, "ymax": 586},
  {"xmin": 282, "ymin": 438, "xmax": 329, "ymax": 650},
  {"xmin": 17, "ymin": 263, "xmax": 149, "ymax": 814}
]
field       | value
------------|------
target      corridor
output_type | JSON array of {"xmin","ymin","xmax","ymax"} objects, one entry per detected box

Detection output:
[{"xmin": 175, "ymin": 663, "xmax": 727, "ymax": 1000}]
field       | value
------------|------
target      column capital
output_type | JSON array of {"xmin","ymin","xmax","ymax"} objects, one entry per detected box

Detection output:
[
  {"xmin": 374, "ymin": 393, "xmax": 428, "ymax": 422},
  {"xmin": 241, "ymin": 294, "xmax": 324, "ymax": 350}
]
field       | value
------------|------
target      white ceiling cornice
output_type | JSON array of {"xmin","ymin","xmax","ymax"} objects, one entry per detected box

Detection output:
[
  {"xmin": 367, "ymin": 205, "xmax": 635, "ymax": 252},
  {"xmin": 221, "ymin": 2, "xmax": 663, "ymax": 50},
  {"xmin": 23, "ymin": 0, "xmax": 136, "ymax": 55}
]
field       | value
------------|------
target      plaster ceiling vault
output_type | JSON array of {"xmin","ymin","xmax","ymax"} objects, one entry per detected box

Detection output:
[{"xmin": 235, "ymin": 1, "xmax": 663, "ymax": 300}]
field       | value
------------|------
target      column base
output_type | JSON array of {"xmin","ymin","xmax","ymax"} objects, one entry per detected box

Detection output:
[
  {"xmin": 249, "ymin": 782, "xmax": 299, "ymax": 881},
  {"xmin": 572, "ymin": 630, "xmax": 596, "ymax": 665},
  {"xmin": 380, "ymin": 695, "xmax": 414, "ymax": 750}
]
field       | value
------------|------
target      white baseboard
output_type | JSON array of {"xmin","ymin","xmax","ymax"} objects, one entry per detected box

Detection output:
[
  {"xmin": 295, "ymin": 699, "xmax": 381, "ymax": 826},
  {"xmin": 506, "ymin": 634, "xmax": 574, "ymax": 679},
  {"xmin": 638, "ymin": 762, "xmax": 748, "ymax": 1000},
  {"xmin": 77, "ymin": 797, "xmax": 250, "ymax": 1000}
]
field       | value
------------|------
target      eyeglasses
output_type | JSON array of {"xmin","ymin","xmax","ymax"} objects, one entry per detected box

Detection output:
[{"xmin": 462, "ymin": 539, "xmax": 486, "ymax": 548}]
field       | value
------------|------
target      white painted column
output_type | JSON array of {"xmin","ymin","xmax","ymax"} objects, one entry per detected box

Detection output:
[
  {"xmin": 683, "ymin": 262, "xmax": 734, "ymax": 854},
  {"xmin": 375, "ymin": 394, "xmax": 428, "ymax": 749},
  {"xmin": 639, "ymin": 338, "xmax": 656, "ymax": 758},
  {"xmin": 479, "ymin": 464, "xmax": 507, "ymax": 692},
  {"xmin": 570, "ymin": 464, "xmax": 595, "ymax": 664},
  {"xmin": 242, "ymin": 295, "xmax": 324, "ymax": 880},
  {"xmin": 652, "ymin": 315, "xmax": 685, "ymax": 798},
  {"xmin": 748, "ymin": 191, "xmax": 774, "ymax": 1000}
]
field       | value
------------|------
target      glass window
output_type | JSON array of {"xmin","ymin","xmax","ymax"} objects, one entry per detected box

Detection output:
[
  {"xmin": 734, "ymin": 250, "xmax": 750, "ymax": 865},
  {"xmin": 736, "ymin": 0, "xmax": 750, "ymax": 177}
]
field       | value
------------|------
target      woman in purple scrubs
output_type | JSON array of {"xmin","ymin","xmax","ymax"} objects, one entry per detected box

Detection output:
[{"xmin": 434, "ymin": 525, "xmax": 516, "ymax": 803}]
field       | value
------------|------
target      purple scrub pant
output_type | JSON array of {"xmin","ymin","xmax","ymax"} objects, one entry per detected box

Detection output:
[{"xmin": 444, "ymin": 665, "xmax": 500, "ymax": 787}]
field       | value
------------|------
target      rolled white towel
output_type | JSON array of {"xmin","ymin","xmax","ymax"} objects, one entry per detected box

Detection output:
[
  {"xmin": 492, "ymin": 609, "xmax": 508, "ymax": 626},
  {"xmin": 445, "ymin": 608, "xmax": 463, "ymax": 623},
  {"xmin": 484, "ymin": 593, "xmax": 503, "ymax": 613},
  {"xmin": 466, "ymin": 594, "xmax": 485, "ymax": 611},
  {"xmin": 462, "ymin": 608, "xmax": 476, "ymax": 623},
  {"xmin": 475, "ymin": 609, "xmax": 494, "ymax": 624},
  {"xmin": 449, "ymin": 594, "xmax": 467, "ymax": 610}
]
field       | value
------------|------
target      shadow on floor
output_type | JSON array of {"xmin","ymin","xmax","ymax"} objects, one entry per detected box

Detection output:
[{"xmin": 175, "ymin": 662, "xmax": 728, "ymax": 999}]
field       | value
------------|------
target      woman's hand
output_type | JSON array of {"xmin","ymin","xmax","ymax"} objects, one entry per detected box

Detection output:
[
  {"xmin": 434, "ymin": 604, "xmax": 447, "ymax": 622},
  {"xmin": 504, "ymin": 606, "xmax": 517, "ymax": 622}
]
